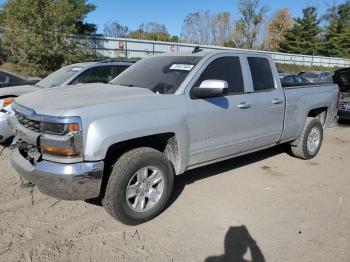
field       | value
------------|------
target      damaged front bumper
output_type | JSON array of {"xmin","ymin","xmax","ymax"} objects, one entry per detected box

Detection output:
[{"xmin": 11, "ymin": 147, "xmax": 104, "ymax": 200}]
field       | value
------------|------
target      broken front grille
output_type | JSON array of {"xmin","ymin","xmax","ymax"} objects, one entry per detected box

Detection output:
[{"xmin": 15, "ymin": 112, "xmax": 41, "ymax": 132}]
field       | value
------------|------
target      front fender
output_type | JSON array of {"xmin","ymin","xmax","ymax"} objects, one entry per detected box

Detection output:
[{"xmin": 84, "ymin": 109, "xmax": 189, "ymax": 173}]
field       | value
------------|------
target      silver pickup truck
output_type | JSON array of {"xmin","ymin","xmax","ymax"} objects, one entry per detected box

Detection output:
[{"xmin": 10, "ymin": 50, "xmax": 339, "ymax": 224}]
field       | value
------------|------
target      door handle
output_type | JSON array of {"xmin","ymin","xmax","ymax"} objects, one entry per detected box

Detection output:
[
  {"xmin": 237, "ymin": 102, "xmax": 251, "ymax": 109},
  {"xmin": 272, "ymin": 98, "xmax": 283, "ymax": 105}
]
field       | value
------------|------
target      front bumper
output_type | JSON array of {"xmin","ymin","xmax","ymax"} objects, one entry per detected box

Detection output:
[{"xmin": 11, "ymin": 148, "xmax": 104, "ymax": 200}]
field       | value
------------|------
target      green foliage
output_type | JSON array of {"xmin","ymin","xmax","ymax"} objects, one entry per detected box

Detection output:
[
  {"xmin": 276, "ymin": 63, "xmax": 337, "ymax": 74},
  {"xmin": 128, "ymin": 22, "xmax": 174, "ymax": 42},
  {"xmin": 103, "ymin": 21, "xmax": 179, "ymax": 42},
  {"xmin": 321, "ymin": 1, "xmax": 350, "ymax": 58},
  {"xmin": 1, "ymin": 0, "xmax": 96, "ymax": 76},
  {"xmin": 279, "ymin": 7, "xmax": 322, "ymax": 55},
  {"xmin": 223, "ymin": 40, "xmax": 236, "ymax": 48}
]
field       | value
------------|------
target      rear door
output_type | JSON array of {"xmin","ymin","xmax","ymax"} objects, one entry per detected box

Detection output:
[
  {"xmin": 244, "ymin": 56, "xmax": 285, "ymax": 148},
  {"xmin": 186, "ymin": 54, "xmax": 256, "ymax": 166}
]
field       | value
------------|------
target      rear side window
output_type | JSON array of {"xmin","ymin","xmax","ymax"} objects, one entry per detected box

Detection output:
[
  {"xmin": 70, "ymin": 66, "xmax": 113, "ymax": 85},
  {"xmin": 248, "ymin": 57, "xmax": 275, "ymax": 91},
  {"xmin": 194, "ymin": 57, "xmax": 244, "ymax": 94}
]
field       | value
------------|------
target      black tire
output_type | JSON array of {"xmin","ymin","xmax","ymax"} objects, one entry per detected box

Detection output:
[
  {"xmin": 290, "ymin": 117, "xmax": 323, "ymax": 160},
  {"xmin": 102, "ymin": 147, "xmax": 174, "ymax": 225}
]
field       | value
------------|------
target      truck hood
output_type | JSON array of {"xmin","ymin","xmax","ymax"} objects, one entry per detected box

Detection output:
[
  {"xmin": 0, "ymin": 85, "xmax": 40, "ymax": 97},
  {"xmin": 14, "ymin": 83, "xmax": 155, "ymax": 116}
]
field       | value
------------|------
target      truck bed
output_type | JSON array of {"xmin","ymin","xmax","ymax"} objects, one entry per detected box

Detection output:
[{"xmin": 280, "ymin": 83, "xmax": 339, "ymax": 142}]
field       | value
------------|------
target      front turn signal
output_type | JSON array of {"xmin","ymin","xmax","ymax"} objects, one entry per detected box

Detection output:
[{"xmin": 3, "ymin": 98, "xmax": 14, "ymax": 107}]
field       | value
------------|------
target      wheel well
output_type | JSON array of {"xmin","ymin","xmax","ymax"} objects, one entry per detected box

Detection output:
[
  {"xmin": 100, "ymin": 133, "xmax": 180, "ymax": 198},
  {"xmin": 308, "ymin": 107, "xmax": 327, "ymax": 126}
]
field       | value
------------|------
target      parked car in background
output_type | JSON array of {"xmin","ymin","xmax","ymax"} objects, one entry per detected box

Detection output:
[
  {"xmin": 10, "ymin": 50, "xmax": 339, "ymax": 224},
  {"xmin": 302, "ymin": 71, "xmax": 333, "ymax": 83},
  {"xmin": 0, "ymin": 70, "xmax": 41, "ymax": 88},
  {"xmin": 333, "ymin": 67, "xmax": 350, "ymax": 120},
  {"xmin": 0, "ymin": 60, "xmax": 135, "ymax": 101},
  {"xmin": 281, "ymin": 75, "xmax": 310, "ymax": 84},
  {"xmin": 0, "ymin": 60, "xmax": 134, "ymax": 143},
  {"xmin": 277, "ymin": 69, "xmax": 287, "ymax": 80}
]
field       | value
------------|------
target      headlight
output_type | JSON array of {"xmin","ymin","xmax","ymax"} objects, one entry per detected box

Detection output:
[
  {"xmin": 40, "ymin": 119, "xmax": 83, "ymax": 159},
  {"xmin": 41, "ymin": 122, "xmax": 80, "ymax": 135}
]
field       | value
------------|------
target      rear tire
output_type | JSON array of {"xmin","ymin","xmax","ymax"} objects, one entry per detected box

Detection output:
[
  {"xmin": 102, "ymin": 147, "xmax": 174, "ymax": 225},
  {"xmin": 290, "ymin": 117, "xmax": 323, "ymax": 160}
]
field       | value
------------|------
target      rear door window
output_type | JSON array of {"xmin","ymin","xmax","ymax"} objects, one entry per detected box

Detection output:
[
  {"xmin": 70, "ymin": 66, "xmax": 113, "ymax": 85},
  {"xmin": 248, "ymin": 57, "xmax": 275, "ymax": 91},
  {"xmin": 194, "ymin": 56, "xmax": 244, "ymax": 95}
]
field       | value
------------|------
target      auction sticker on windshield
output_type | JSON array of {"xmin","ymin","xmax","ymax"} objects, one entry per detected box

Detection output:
[{"xmin": 169, "ymin": 64, "xmax": 194, "ymax": 71}]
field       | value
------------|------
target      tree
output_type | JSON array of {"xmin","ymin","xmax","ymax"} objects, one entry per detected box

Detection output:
[
  {"xmin": 128, "ymin": 22, "xmax": 172, "ymax": 41},
  {"xmin": 181, "ymin": 11, "xmax": 233, "ymax": 46},
  {"xmin": 235, "ymin": 0, "xmax": 268, "ymax": 49},
  {"xmin": 264, "ymin": 8, "xmax": 293, "ymax": 51},
  {"xmin": 321, "ymin": 1, "xmax": 350, "ymax": 57},
  {"xmin": 180, "ymin": 11, "xmax": 212, "ymax": 44},
  {"xmin": 279, "ymin": 7, "xmax": 322, "ymax": 55},
  {"xmin": 103, "ymin": 21, "xmax": 129, "ymax": 38},
  {"xmin": 210, "ymin": 12, "xmax": 231, "ymax": 46},
  {"xmin": 1, "ymin": 0, "xmax": 96, "ymax": 75}
]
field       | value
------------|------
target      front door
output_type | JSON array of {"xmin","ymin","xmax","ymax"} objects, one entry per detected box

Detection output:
[{"xmin": 186, "ymin": 55, "xmax": 256, "ymax": 166}]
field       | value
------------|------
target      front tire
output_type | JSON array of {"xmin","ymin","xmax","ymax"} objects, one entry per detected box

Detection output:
[
  {"xmin": 102, "ymin": 147, "xmax": 174, "ymax": 225},
  {"xmin": 290, "ymin": 117, "xmax": 323, "ymax": 160}
]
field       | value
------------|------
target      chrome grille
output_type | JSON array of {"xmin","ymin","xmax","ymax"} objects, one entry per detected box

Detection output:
[{"xmin": 15, "ymin": 112, "xmax": 41, "ymax": 132}]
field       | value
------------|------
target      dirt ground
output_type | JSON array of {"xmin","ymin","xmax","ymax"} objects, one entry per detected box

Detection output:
[{"xmin": 0, "ymin": 122, "xmax": 349, "ymax": 262}]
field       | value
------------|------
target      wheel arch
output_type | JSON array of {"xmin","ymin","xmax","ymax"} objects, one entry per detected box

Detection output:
[{"xmin": 100, "ymin": 133, "xmax": 181, "ymax": 198}]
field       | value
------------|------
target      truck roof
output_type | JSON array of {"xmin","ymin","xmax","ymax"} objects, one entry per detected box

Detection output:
[{"xmin": 155, "ymin": 49, "xmax": 272, "ymax": 59}]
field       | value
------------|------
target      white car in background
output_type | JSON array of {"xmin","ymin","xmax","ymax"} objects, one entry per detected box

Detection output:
[
  {"xmin": 0, "ymin": 103, "xmax": 15, "ymax": 143},
  {"xmin": 0, "ymin": 60, "xmax": 134, "ymax": 143}
]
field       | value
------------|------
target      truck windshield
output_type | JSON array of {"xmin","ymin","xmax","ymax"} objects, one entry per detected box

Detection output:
[
  {"xmin": 110, "ymin": 56, "xmax": 202, "ymax": 94},
  {"xmin": 35, "ymin": 66, "xmax": 83, "ymax": 88}
]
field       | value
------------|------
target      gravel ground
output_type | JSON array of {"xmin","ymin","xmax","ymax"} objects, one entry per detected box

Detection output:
[{"xmin": 0, "ymin": 122, "xmax": 349, "ymax": 262}]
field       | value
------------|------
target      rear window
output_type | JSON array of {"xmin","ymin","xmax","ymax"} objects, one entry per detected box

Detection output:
[{"xmin": 248, "ymin": 57, "xmax": 275, "ymax": 91}]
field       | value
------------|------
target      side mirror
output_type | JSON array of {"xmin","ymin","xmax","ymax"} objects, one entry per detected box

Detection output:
[{"xmin": 193, "ymin": 80, "xmax": 228, "ymax": 98}]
